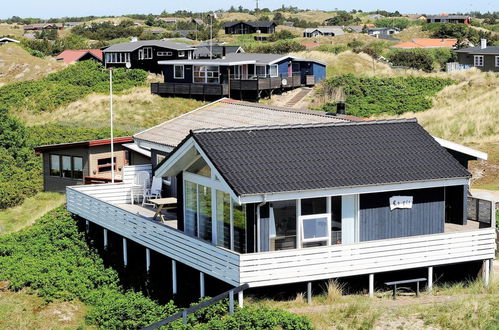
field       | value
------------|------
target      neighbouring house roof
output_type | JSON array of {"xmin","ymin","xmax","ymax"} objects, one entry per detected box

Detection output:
[
  {"xmin": 454, "ymin": 46, "xmax": 499, "ymax": 55},
  {"xmin": 34, "ymin": 137, "xmax": 133, "ymax": 154},
  {"xmin": 184, "ymin": 119, "xmax": 471, "ymax": 196},
  {"xmin": 103, "ymin": 40, "xmax": 194, "ymax": 52},
  {"xmin": 56, "ymin": 49, "xmax": 103, "ymax": 64},
  {"xmin": 391, "ymin": 38, "xmax": 458, "ymax": 49},
  {"xmin": 156, "ymin": 17, "xmax": 182, "ymax": 22},
  {"xmin": 368, "ymin": 27, "xmax": 400, "ymax": 32},
  {"xmin": 193, "ymin": 45, "xmax": 244, "ymax": 58},
  {"xmin": 158, "ymin": 53, "xmax": 327, "ymax": 66},
  {"xmin": 406, "ymin": 14, "xmax": 426, "ymax": 20},
  {"xmin": 134, "ymin": 99, "xmax": 347, "ymax": 150},
  {"xmin": 0, "ymin": 37, "xmax": 20, "ymax": 43},
  {"xmin": 222, "ymin": 21, "xmax": 276, "ymax": 28},
  {"xmin": 303, "ymin": 27, "xmax": 345, "ymax": 35},
  {"xmin": 191, "ymin": 18, "xmax": 205, "ymax": 25},
  {"xmin": 23, "ymin": 23, "xmax": 63, "ymax": 30},
  {"xmin": 426, "ymin": 15, "xmax": 469, "ymax": 20}
]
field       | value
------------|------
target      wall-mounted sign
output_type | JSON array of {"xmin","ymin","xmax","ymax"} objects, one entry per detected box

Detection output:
[{"xmin": 389, "ymin": 196, "xmax": 413, "ymax": 210}]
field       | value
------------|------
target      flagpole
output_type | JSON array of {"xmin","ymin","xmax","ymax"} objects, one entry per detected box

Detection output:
[{"xmin": 110, "ymin": 69, "xmax": 114, "ymax": 184}]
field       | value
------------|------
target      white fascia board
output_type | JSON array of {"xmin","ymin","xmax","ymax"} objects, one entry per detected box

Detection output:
[
  {"xmin": 268, "ymin": 56, "xmax": 291, "ymax": 65},
  {"xmin": 122, "ymin": 143, "xmax": 151, "ymax": 158},
  {"xmin": 239, "ymin": 178, "xmax": 470, "ymax": 204},
  {"xmin": 134, "ymin": 139, "xmax": 174, "ymax": 154},
  {"xmin": 434, "ymin": 137, "xmax": 488, "ymax": 160},
  {"xmin": 158, "ymin": 60, "xmax": 255, "ymax": 66}
]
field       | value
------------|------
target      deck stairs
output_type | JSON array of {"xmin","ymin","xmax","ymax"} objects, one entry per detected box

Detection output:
[{"xmin": 284, "ymin": 87, "xmax": 312, "ymax": 108}]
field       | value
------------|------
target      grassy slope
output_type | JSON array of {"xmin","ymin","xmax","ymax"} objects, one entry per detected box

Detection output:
[
  {"xmin": 0, "ymin": 288, "xmax": 89, "ymax": 329},
  {"xmin": 15, "ymin": 86, "xmax": 207, "ymax": 132},
  {"xmin": 395, "ymin": 25, "xmax": 432, "ymax": 41},
  {"xmin": 0, "ymin": 23, "xmax": 24, "ymax": 37},
  {"xmin": 252, "ymin": 278, "xmax": 499, "ymax": 329},
  {"xmin": 0, "ymin": 43, "xmax": 65, "ymax": 87},
  {"xmin": 0, "ymin": 192, "xmax": 65, "ymax": 234}
]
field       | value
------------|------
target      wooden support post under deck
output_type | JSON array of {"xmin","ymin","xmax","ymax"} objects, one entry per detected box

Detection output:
[
  {"xmin": 200, "ymin": 272, "xmax": 205, "ymax": 298},
  {"xmin": 103, "ymin": 228, "xmax": 108, "ymax": 249},
  {"xmin": 307, "ymin": 282, "xmax": 312, "ymax": 305},
  {"xmin": 483, "ymin": 259, "xmax": 490, "ymax": 286},
  {"xmin": 369, "ymin": 274, "xmax": 374, "ymax": 298},
  {"xmin": 122, "ymin": 238, "xmax": 128, "ymax": 267},
  {"xmin": 145, "ymin": 248, "xmax": 151, "ymax": 273},
  {"xmin": 238, "ymin": 290, "xmax": 244, "ymax": 308},
  {"xmin": 229, "ymin": 290, "xmax": 234, "ymax": 315},
  {"xmin": 428, "ymin": 266, "xmax": 433, "ymax": 292},
  {"xmin": 85, "ymin": 220, "xmax": 89, "ymax": 234},
  {"xmin": 172, "ymin": 260, "xmax": 177, "ymax": 295}
]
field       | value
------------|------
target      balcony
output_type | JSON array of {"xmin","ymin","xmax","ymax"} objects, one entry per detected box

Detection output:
[{"xmin": 66, "ymin": 183, "xmax": 496, "ymax": 288}]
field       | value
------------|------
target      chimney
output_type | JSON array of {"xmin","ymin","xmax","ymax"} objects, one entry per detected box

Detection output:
[
  {"xmin": 222, "ymin": 46, "xmax": 226, "ymax": 57},
  {"xmin": 480, "ymin": 39, "xmax": 487, "ymax": 49},
  {"xmin": 336, "ymin": 101, "xmax": 346, "ymax": 115},
  {"xmin": 131, "ymin": 36, "xmax": 138, "ymax": 42}
]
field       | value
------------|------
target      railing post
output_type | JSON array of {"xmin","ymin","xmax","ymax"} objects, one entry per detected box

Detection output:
[
  {"xmin": 103, "ymin": 228, "xmax": 108, "ymax": 249},
  {"xmin": 229, "ymin": 289, "xmax": 234, "ymax": 315},
  {"xmin": 307, "ymin": 282, "xmax": 312, "ymax": 305},
  {"xmin": 200, "ymin": 272, "xmax": 205, "ymax": 298},
  {"xmin": 122, "ymin": 237, "xmax": 128, "ymax": 267},
  {"xmin": 172, "ymin": 260, "xmax": 177, "ymax": 295},
  {"xmin": 428, "ymin": 266, "xmax": 433, "ymax": 292},
  {"xmin": 369, "ymin": 274, "xmax": 374, "ymax": 298},
  {"xmin": 146, "ymin": 248, "xmax": 151, "ymax": 273},
  {"xmin": 238, "ymin": 290, "xmax": 244, "ymax": 308}
]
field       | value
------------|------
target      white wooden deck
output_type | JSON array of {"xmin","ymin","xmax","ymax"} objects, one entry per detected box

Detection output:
[
  {"xmin": 66, "ymin": 183, "xmax": 496, "ymax": 288},
  {"xmin": 119, "ymin": 204, "xmax": 178, "ymax": 230}
]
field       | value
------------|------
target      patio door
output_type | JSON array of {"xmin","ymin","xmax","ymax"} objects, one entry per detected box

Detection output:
[{"xmin": 341, "ymin": 194, "xmax": 359, "ymax": 244}]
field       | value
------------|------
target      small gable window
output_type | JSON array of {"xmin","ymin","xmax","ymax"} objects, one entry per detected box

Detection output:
[{"xmin": 186, "ymin": 157, "xmax": 211, "ymax": 177}]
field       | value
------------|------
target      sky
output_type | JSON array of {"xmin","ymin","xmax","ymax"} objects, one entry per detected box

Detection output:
[{"xmin": 1, "ymin": 0, "xmax": 497, "ymax": 19}]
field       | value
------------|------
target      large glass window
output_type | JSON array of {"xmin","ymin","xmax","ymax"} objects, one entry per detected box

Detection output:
[
  {"xmin": 301, "ymin": 198, "xmax": 326, "ymax": 215},
  {"xmin": 184, "ymin": 181, "xmax": 198, "ymax": 236},
  {"xmin": 50, "ymin": 155, "xmax": 60, "ymax": 176},
  {"xmin": 198, "ymin": 185, "xmax": 212, "ymax": 241},
  {"xmin": 216, "ymin": 191, "xmax": 231, "ymax": 249},
  {"xmin": 193, "ymin": 65, "xmax": 219, "ymax": 84},
  {"xmin": 62, "ymin": 156, "xmax": 72, "ymax": 178},
  {"xmin": 97, "ymin": 157, "xmax": 116, "ymax": 173},
  {"xmin": 270, "ymin": 200, "xmax": 296, "ymax": 250},
  {"xmin": 256, "ymin": 65, "xmax": 266, "ymax": 77},
  {"xmin": 73, "ymin": 157, "xmax": 83, "ymax": 179},
  {"xmin": 233, "ymin": 203, "xmax": 246, "ymax": 253}
]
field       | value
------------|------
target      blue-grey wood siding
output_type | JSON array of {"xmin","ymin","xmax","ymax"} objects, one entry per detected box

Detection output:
[{"xmin": 359, "ymin": 187, "xmax": 445, "ymax": 241}]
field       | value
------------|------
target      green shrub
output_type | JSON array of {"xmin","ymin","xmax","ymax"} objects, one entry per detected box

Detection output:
[
  {"xmin": 245, "ymin": 40, "xmax": 305, "ymax": 53},
  {"xmin": 0, "ymin": 60, "xmax": 147, "ymax": 113},
  {"xmin": 0, "ymin": 207, "xmax": 177, "ymax": 328},
  {"xmin": 268, "ymin": 30, "xmax": 298, "ymax": 42},
  {"xmin": 374, "ymin": 18, "xmax": 412, "ymax": 30},
  {"xmin": 322, "ymin": 74, "xmax": 454, "ymax": 117},
  {"xmin": 315, "ymin": 44, "xmax": 349, "ymax": 54},
  {"xmin": 386, "ymin": 50, "xmax": 435, "ymax": 72}
]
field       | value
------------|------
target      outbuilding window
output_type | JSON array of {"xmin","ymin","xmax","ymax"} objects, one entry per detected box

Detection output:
[
  {"xmin": 474, "ymin": 55, "xmax": 484, "ymax": 67},
  {"xmin": 495, "ymin": 56, "xmax": 499, "ymax": 67},
  {"xmin": 49, "ymin": 155, "xmax": 83, "ymax": 179},
  {"xmin": 174, "ymin": 65, "xmax": 184, "ymax": 79}
]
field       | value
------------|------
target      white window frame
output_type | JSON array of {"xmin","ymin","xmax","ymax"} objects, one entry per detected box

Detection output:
[
  {"xmin": 299, "ymin": 213, "xmax": 332, "ymax": 246},
  {"xmin": 157, "ymin": 51, "xmax": 173, "ymax": 56},
  {"xmin": 139, "ymin": 47, "xmax": 153, "ymax": 60},
  {"xmin": 106, "ymin": 52, "xmax": 130, "ymax": 64},
  {"xmin": 495, "ymin": 56, "xmax": 499, "ymax": 67},
  {"xmin": 192, "ymin": 65, "xmax": 220, "ymax": 84},
  {"xmin": 269, "ymin": 64, "xmax": 279, "ymax": 78},
  {"xmin": 255, "ymin": 64, "xmax": 267, "ymax": 78},
  {"xmin": 178, "ymin": 50, "xmax": 185, "ymax": 57},
  {"xmin": 174, "ymin": 65, "xmax": 184, "ymax": 79},
  {"xmin": 474, "ymin": 55, "xmax": 484, "ymax": 67}
]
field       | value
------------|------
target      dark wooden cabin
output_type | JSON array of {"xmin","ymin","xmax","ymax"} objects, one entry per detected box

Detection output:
[{"xmin": 222, "ymin": 21, "xmax": 276, "ymax": 34}]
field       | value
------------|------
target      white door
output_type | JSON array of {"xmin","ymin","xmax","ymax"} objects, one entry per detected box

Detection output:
[{"xmin": 341, "ymin": 194, "xmax": 359, "ymax": 244}]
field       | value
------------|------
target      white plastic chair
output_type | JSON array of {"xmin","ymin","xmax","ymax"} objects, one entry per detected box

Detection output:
[
  {"xmin": 142, "ymin": 176, "xmax": 163, "ymax": 207},
  {"xmin": 131, "ymin": 171, "xmax": 150, "ymax": 204}
]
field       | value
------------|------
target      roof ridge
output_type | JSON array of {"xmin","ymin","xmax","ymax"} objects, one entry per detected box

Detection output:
[
  {"xmin": 191, "ymin": 118, "xmax": 418, "ymax": 134},
  {"xmin": 221, "ymin": 99, "xmax": 348, "ymax": 119}
]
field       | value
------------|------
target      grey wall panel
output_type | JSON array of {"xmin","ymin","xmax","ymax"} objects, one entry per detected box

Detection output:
[{"xmin": 360, "ymin": 187, "xmax": 445, "ymax": 241}]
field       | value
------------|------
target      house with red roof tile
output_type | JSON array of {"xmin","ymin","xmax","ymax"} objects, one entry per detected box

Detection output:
[
  {"xmin": 56, "ymin": 49, "xmax": 103, "ymax": 64},
  {"xmin": 391, "ymin": 38, "xmax": 458, "ymax": 49}
]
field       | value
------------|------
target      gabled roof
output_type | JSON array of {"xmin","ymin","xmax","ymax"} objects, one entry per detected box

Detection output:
[
  {"xmin": 56, "ymin": 49, "xmax": 103, "ymax": 63},
  {"xmin": 303, "ymin": 27, "xmax": 345, "ymax": 35},
  {"xmin": 158, "ymin": 53, "xmax": 327, "ymax": 66},
  {"xmin": 454, "ymin": 46, "xmax": 499, "ymax": 55},
  {"xmin": 193, "ymin": 45, "xmax": 244, "ymax": 58},
  {"xmin": 103, "ymin": 40, "xmax": 194, "ymax": 52},
  {"xmin": 185, "ymin": 119, "xmax": 470, "ymax": 196},
  {"xmin": 391, "ymin": 38, "xmax": 458, "ymax": 49},
  {"xmin": 222, "ymin": 21, "xmax": 276, "ymax": 28},
  {"xmin": 134, "ymin": 99, "xmax": 347, "ymax": 150},
  {"xmin": 426, "ymin": 15, "xmax": 469, "ymax": 19}
]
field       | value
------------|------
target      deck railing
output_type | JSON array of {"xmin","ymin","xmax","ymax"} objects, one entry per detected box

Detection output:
[
  {"xmin": 66, "ymin": 184, "xmax": 240, "ymax": 285},
  {"xmin": 67, "ymin": 184, "xmax": 496, "ymax": 288}
]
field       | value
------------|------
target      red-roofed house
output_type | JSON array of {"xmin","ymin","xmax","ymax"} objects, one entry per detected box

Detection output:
[
  {"xmin": 391, "ymin": 38, "xmax": 458, "ymax": 49},
  {"xmin": 56, "ymin": 49, "xmax": 103, "ymax": 64}
]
